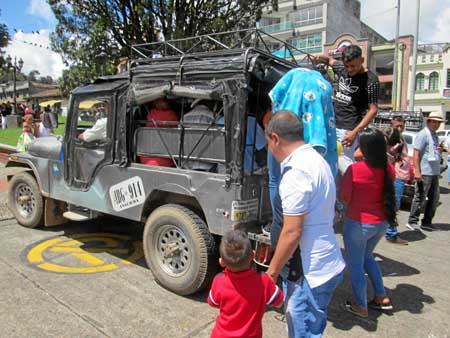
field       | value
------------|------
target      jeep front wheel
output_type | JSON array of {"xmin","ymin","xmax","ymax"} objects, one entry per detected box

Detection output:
[
  {"xmin": 143, "ymin": 204, "xmax": 217, "ymax": 296},
  {"xmin": 8, "ymin": 172, "xmax": 44, "ymax": 228}
]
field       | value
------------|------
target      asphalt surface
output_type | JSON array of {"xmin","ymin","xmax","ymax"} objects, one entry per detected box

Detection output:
[{"xmin": 0, "ymin": 161, "xmax": 449, "ymax": 338}]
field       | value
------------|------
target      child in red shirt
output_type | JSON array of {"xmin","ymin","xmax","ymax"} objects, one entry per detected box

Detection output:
[{"xmin": 208, "ymin": 230, "xmax": 283, "ymax": 338}]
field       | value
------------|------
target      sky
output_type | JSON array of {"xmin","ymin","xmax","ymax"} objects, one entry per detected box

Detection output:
[{"xmin": 0, "ymin": 0, "xmax": 450, "ymax": 80}]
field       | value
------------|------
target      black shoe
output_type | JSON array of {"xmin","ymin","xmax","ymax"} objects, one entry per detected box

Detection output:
[{"xmin": 420, "ymin": 224, "xmax": 436, "ymax": 232}]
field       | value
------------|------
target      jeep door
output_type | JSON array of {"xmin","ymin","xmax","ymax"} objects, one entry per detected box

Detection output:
[{"xmin": 64, "ymin": 95, "xmax": 115, "ymax": 190}]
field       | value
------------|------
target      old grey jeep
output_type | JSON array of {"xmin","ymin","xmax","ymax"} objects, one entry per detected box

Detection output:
[{"xmin": 6, "ymin": 29, "xmax": 314, "ymax": 295}]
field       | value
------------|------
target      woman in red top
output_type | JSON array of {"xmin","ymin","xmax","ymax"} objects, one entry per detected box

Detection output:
[
  {"xmin": 340, "ymin": 128, "xmax": 397, "ymax": 318},
  {"xmin": 140, "ymin": 98, "xmax": 179, "ymax": 167}
]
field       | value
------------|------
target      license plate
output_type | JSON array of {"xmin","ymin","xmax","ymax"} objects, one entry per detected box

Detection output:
[{"xmin": 109, "ymin": 177, "xmax": 146, "ymax": 212}]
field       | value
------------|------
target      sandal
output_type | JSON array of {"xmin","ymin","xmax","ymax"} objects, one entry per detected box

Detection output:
[
  {"xmin": 344, "ymin": 301, "xmax": 368, "ymax": 318},
  {"xmin": 368, "ymin": 299, "xmax": 393, "ymax": 311}
]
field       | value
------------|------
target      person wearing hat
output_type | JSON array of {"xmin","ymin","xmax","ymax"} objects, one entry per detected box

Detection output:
[{"xmin": 406, "ymin": 112, "xmax": 446, "ymax": 232}]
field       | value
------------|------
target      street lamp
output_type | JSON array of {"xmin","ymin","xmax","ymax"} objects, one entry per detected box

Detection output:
[{"xmin": 5, "ymin": 55, "xmax": 24, "ymax": 115}]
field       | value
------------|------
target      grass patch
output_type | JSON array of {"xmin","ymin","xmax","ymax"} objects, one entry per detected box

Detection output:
[{"xmin": 0, "ymin": 116, "xmax": 66, "ymax": 147}]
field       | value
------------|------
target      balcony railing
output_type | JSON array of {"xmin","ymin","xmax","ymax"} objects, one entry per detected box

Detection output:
[{"xmin": 260, "ymin": 21, "xmax": 294, "ymax": 34}]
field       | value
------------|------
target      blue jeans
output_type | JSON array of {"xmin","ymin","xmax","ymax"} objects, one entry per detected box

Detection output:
[
  {"xmin": 343, "ymin": 218, "xmax": 388, "ymax": 308},
  {"xmin": 283, "ymin": 272, "xmax": 343, "ymax": 338},
  {"xmin": 268, "ymin": 151, "xmax": 283, "ymax": 248},
  {"xmin": 386, "ymin": 179, "xmax": 405, "ymax": 239},
  {"xmin": 447, "ymin": 155, "xmax": 450, "ymax": 184}
]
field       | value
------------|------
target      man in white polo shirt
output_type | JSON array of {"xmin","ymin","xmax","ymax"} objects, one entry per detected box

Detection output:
[{"xmin": 265, "ymin": 111, "xmax": 345, "ymax": 338}]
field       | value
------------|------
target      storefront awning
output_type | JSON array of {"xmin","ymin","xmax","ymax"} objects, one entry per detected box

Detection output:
[
  {"xmin": 79, "ymin": 100, "xmax": 102, "ymax": 109},
  {"xmin": 39, "ymin": 100, "xmax": 62, "ymax": 107}
]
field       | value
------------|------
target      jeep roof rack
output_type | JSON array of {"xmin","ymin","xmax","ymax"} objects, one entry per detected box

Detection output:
[
  {"xmin": 372, "ymin": 110, "xmax": 424, "ymax": 131},
  {"xmin": 130, "ymin": 28, "xmax": 313, "ymax": 66}
]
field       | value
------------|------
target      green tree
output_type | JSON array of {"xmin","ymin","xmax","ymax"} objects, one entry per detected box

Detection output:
[
  {"xmin": 28, "ymin": 70, "xmax": 40, "ymax": 81},
  {"xmin": 49, "ymin": 0, "xmax": 278, "ymax": 94},
  {"xmin": 0, "ymin": 22, "xmax": 10, "ymax": 76}
]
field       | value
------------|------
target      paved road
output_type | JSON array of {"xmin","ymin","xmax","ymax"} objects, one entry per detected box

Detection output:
[{"xmin": 1, "ymin": 162, "xmax": 449, "ymax": 338}]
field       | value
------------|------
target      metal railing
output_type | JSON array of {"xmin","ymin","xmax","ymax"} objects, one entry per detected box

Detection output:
[{"xmin": 259, "ymin": 22, "xmax": 294, "ymax": 34}]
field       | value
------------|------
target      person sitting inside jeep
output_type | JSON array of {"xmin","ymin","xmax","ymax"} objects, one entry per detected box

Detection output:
[
  {"xmin": 78, "ymin": 103, "xmax": 109, "ymax": 142},
  {"xmin": 140, "ymin": 97, "xmax": 179, "ymax": 167}
]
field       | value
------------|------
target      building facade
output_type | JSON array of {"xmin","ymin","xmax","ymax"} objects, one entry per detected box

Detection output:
[
  {"xmin": 258, "ymin": 0, "xmax": 386, "ymax": 55},
  {"xmin": 408, "ymin": 44, "xmax": 450, "ymax": 129}
]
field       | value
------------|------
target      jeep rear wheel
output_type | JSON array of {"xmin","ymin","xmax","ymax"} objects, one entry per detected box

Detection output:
[
  {"xmin": 143, "ymin": 204, "xmax": 217, "ymax": 296},
  {"xmin": 8, "ymin": 172, "xmax": 44, "ymax": 228}
]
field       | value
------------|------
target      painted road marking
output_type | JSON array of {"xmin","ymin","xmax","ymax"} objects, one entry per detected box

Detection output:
[{"xmin": 23, "ymin": 233, "xmax": 143, "ymax": 274}]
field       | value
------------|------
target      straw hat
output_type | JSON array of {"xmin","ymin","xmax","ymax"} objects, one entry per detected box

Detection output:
[{"xmin": 426, "ymin": 112, "xmax": 446, "ymax": 122}]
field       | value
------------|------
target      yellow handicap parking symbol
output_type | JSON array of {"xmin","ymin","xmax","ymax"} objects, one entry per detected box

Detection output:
[{"xmin": 23, "ymin": 233, "xmax": 143, "ymax": 274}]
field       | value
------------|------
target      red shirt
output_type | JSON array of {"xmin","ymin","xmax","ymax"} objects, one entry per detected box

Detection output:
[
  {"xmin": 340, "ymin": 161, "xmax": 395, "ymax": 224},
  {"xmin": 140, "ymin": 108, "xmax": 179, "ymax": 167},
  {"xmin": 208, "ymin": 268, "xmax": 283, "ymax": 338}
]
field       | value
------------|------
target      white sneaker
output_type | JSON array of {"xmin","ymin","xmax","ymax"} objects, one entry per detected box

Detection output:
[{"xmin": 405, "ymin": 223, "xmax": 419, "ymax": 231}]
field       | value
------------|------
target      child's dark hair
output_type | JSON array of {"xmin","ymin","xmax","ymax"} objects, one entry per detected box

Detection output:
[
  {"xmin": 342, "ymin": 45, "xmax": 362, "ymax": 63},
  {"xmin": 382, "ymin": 127, "xmax": 403, "ymax": 162},
  {"xmin": 219, "ymin": 230, "xmax": 252, "ymax": 271},
  {"xmin": 358, "ymin": 128, "xmax": 397, "ymax": 227}
]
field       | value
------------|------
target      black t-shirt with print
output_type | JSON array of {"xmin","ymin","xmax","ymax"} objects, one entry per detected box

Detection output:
[{"xmin": 332, "ymin": 61, "xmax": 379, "ymax": 130}]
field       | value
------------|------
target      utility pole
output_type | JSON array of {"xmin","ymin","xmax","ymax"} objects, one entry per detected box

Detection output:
[
  {"xmin": 391, "ymin": 0, "xmax": 401, "ymax": 111},
  {"xmin": 408, "ymin": 0, "xmax": 420, "ymax": 112}
]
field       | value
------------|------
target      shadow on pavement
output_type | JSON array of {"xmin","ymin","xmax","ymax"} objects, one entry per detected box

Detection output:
[
  {"xmin": 433, "ymin": 223, "xmax": 450, "ymax": 231},
  {"xmin": 375, "ymin": 253, "xmax": 421, "ymax": 277},
  {"xmin": 329, "ymin": 277, "xmax": 433, "ymax": 332},
  {"xmin": 398, "ymin": 229, "xmax": 427, "ymax": 242},
  {"xmin": 439, "ymin": 186, "xmax": 450, "ymax": 194}
]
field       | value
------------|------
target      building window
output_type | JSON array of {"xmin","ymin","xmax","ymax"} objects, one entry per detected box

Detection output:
[
  {"xmin": 421, "ymin": 54, "xmax": 426, "ymax": 63},
  {"xmin": 429, "ymin": 72, "xmax": 439, "ymax": 91},
  {"xmin": 289, "ymin": 5, "xmax": 323, "ymax": 27},
  {"xmin": 446, "ymin": 112, "xmax": 450, "ymax": 128},
  {"xmin": 291, "ymin": 33, "xmax": 322, "ymax": 53},
  {"xmin": 430, "ymin": 54, "xmax": 434, "ymax": 62},
  {"xmin": 439, "ymin": 54, "xmax": 442, "ymax": 62},
  {"xmin": 447, "ymin": 69, "xmax": 450, "ymax": 87},
  {"xmin": 260, "ymin": 17, "xmax": 281, "ymax": 27},
  {"xmin": 416, "ymin": 73, "xmax": 425, "ymax": 91}
]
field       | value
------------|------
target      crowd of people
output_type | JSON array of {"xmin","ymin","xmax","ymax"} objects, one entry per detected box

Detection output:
[
  {"xmin": 207, "ymin": 44, "xmax": 449, "ymax": 338},
  {"xmin": 16, "ymin": 104, "xmax": 58, "ymax": 152}
]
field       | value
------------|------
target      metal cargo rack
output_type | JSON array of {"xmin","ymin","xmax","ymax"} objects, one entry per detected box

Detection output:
[
  {"xmin": 130, "ymin": 28, "xmax": 314, "ymax": 67},
  {"xmin": 372, "ymin": 110, "xmax": 424, "ymax": 131}
]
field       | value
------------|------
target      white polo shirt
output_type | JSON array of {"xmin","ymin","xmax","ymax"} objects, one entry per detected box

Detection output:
[{"xmin": 279, "ymin": 144, "xmax": 345, "ymax": 288}]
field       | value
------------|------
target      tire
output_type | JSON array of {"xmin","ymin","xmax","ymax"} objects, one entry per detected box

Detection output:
[
  {"xmin": 8, "ymin": 172, "xmax": 44, "ymax": 228},
  {"xmin": 143, "ymin": 204, "xmax": 217, "ymax": 296}
]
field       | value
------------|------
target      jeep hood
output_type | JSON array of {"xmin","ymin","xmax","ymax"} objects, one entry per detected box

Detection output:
[{"xmin": 27, "ymin": 136, "xmax": 63, "ymax": 161}]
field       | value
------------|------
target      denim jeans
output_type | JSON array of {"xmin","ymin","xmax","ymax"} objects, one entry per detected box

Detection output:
[
  {"xmin": 408, "ymin": 175, "xmax": 440, "ymax": 225},
  {"xmin": 343, "ymin": 218, "xmax": 388, "ymax": 308},
  {"xmin": 336, "ymin": 128, "xmax": 358, "ymax": 175},
  {"xmin": 447, "ymin": 155, "xmax": 450, "ymax": 184},
  {"xmin": 386, "ymin": 179, "xmax": 406, "ymax": 239},
  {"xmin": 268, "ymin": 151, "xmax": 283, "ymax": 248},
  {"xmin": 283, "ymin": 272, "xmax": 343, "ymax": 338}
]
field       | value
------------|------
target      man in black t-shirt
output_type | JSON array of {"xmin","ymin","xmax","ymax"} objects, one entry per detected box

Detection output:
[{"xmin": 315, "ymin": 45, "xmax": 379, "ymax": 165}]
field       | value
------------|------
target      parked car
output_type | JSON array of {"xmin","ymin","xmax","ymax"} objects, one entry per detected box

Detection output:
[
  {"xmin": 437, "ymin": 129, "xmax": 450, "ymax": 145},
  {"xmin": 400, "ymin": 131, "xmax": 448, "ymax": 207}
]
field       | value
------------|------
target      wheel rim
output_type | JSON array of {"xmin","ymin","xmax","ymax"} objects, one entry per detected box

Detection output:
[
  {"xmin": 15, "ymin": 182, "xmax": 36, "ymax": 218},
  {"xmin": 154, "ymin": 224, "xmax": 192, "ymax": 277}
]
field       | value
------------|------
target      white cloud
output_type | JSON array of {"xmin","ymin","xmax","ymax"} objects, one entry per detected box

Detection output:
[
  {"xmin": 360, "ymin": 0, "xmax": 450, "ymax": 43},
  {"xmin": 27, "ymin": 0, "xmax": 56, "ymax": 23},
  {"xmin": 5, "ymin": 30, "xmax": 66, "ymax": 80}
]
